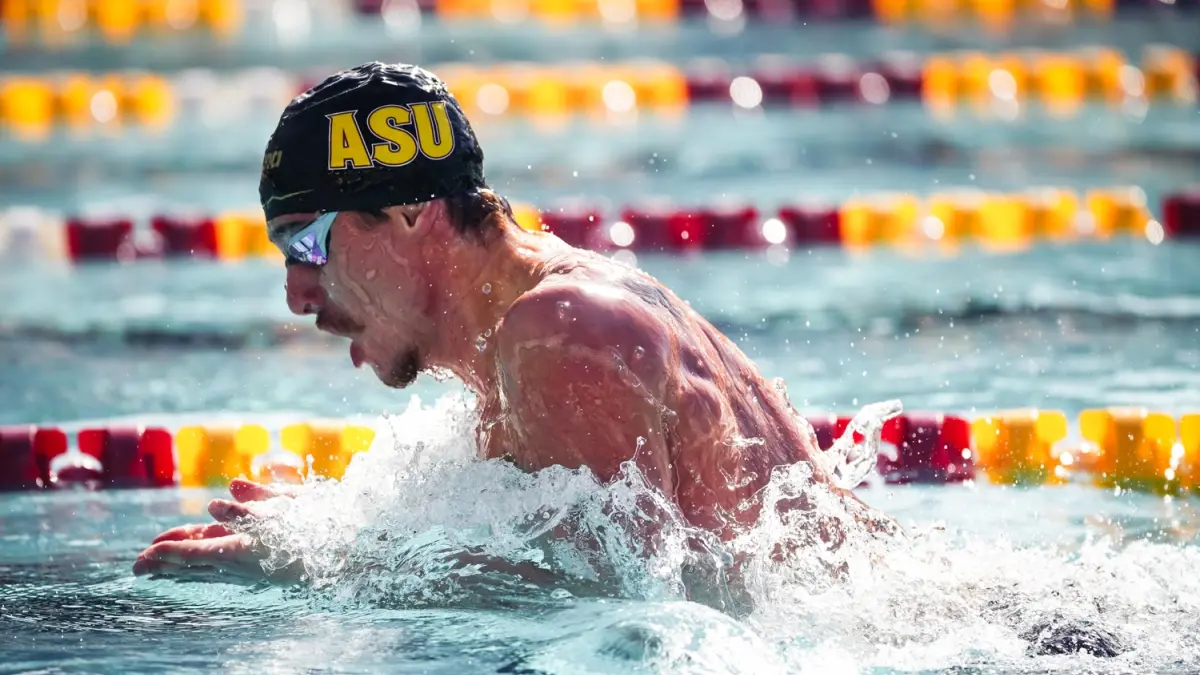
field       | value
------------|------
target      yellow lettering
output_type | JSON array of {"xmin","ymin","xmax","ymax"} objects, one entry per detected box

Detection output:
[
  {"xmin": 262, "ymin": 150, "xmax": 282, "ymax": 170},
  {"xmin": 325, "ymin": 104, "xmax": 456, "ymax": 171},
  {"xmin": 410, "ymin": 102, "xmax": 455, "ymax": 160},
  {"xmin": 366, "ymin": 105, "xmax": 419, "ymax": 167},
  {"xmin": 326, "ymin": 111, "xmax": 371, "ymax": 170}
]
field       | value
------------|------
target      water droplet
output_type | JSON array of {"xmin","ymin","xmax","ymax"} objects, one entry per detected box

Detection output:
[
  {"xmin": 556, "ymin": 300, "xmax": 571, "ymax": 320},
  {"xmin": 612, "ymin": 350, "xmax": 625, "ymax": 369},
  {"xmin": 484, "ymin": 328, "xmax": 492, "ymax": 338},
  {"xmin": 633, "ymin": 346, "xmax": 645, "ymax": 360},
  {"xmin": 365, "ymin": 269, "xmax": 378, "ymax": 280},
  {"xmin": 481, "ymin": 282, "xmax": 492, "ymax": 295},
  {"xmin": 432, "ymin": 364, "xmax": 459, "ymax": 382},
  {"xmin": 475, "ymin": 335, "xmax": 488, "ymax": 352}
]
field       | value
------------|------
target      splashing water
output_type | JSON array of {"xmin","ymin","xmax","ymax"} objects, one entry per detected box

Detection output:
[
  {"xmin": 230, "ymin": 392, "xmax": 1200, "ymax": 674},
  {"xmin": 820, "ymin": 398, "xmax": 903, "ymax": 490}
]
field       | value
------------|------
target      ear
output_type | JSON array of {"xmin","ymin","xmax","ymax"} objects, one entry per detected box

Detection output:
[{"xmin": 384, "ymin": 202, "xmax": 442, "ymax": 239}]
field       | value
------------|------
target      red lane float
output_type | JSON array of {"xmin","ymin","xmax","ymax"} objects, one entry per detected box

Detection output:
[
  {"xmin": 66, "ymin": 216, "xmax": 134, "ymax": 262},
  {"xmin": 700, "ymin": 205, "xmax": 765, "ymax": 249},
  {"xmin": 539, "ymin": 204, "xmax": 604, "ymax": 249},
  {"xmin": 684, "ymin": 59, "xmax": 734, "ymax": 104},
  {"xmin": 875, "ymin": 413, "xmax": 974, "ymax": 484},
  {"xmin": 693, "ymin": 53, "xmax": 926, "ymax": 109},
  {"xmin": 151, "ymin": 215, "xmax": 219, "ymax": 258},
  {"xmin": 9, "ymin": 187, "xmax": 1198, "ymax": 266},
  {"xmin": 35, "ymin": 428, "xmax": 69, "ymax": 486},
  {"xmin": 812, "ymin": 54, "xmax": 863, "ymax": 103},
  {"xmin": 616, "ymin": 202, "xmax": 705, "ymax": 252},
  {"xmin": 805, "ymin": 0, "xmax": 873, "ymax": 19},
  {"xmin": 777, "ymin": 203, "xmax": 842, "ymax": 244},
  {"xmin": 1163, "ymin": 190, "xmax": 1200, "ymax": 238},
  {"xmin": 0, "ymin": 426, "xmax": 44, "ymax": 490},
  {"xmin": 808, "ymin": 413, "xmax": 973, "ymax": 484},
  {"xmin": 78, "ymin": 427, "xmax": 175, "ymax": 488},
  {"xmin": 750, "ymin": 56, "xmax": 819, "ymax": 107},
  {"xmin": 0, "ymin": 426, "xmax": 67, "ymax": 489},
  {"xmin": 870, "ymin": 51, "xmax": 926, "ymax": 102}
]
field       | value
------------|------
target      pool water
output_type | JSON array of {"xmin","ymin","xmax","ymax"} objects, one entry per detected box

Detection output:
[
  {"xmin": 5, "ymin": 479, "xmax": 1200, "ymax": 674},
  {"xmin": 3, "ymin": 238, "xmax": 1200, "ymax": 674}
]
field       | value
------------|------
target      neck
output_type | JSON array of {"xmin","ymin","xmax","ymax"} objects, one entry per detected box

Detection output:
[{"xmin": 423, "ymin": 222, "xmax": 554, "ymax": 394}]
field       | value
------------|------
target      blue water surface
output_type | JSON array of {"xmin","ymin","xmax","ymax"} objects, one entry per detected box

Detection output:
[
  {"xmin": 3, "ymin": 13, "xmax": 1200, "ymax": 667},
  {"xmin": 2, "ymin": 237, "xmax": 1200, "ymax": 674}
]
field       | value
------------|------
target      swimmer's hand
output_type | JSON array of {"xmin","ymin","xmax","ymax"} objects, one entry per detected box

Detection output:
[{"xmin": 132, "ymin": 478, "xmax": 303, "ymax": 582}]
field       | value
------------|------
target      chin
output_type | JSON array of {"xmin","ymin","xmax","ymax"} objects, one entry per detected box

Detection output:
[{"xmin": 372, "ymin": 347, "xmax": 421, "ymax": 389}]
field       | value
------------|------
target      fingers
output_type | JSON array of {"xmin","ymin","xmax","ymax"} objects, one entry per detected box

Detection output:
[
  {"xmin": 140, "ymin": 534, "xmax": 247, "ymax": 565},
  {"xmin": 208, "ymin": 498, "xmax": 259, "ymax": 524},
  {"xmin": 135, "ymin": 478, "xmax": 304, "ymax": 582},
  {"xmin": 151, "ymin": 522, "xmax": 234, "ymax": 545},
  {"xmin": 134, "ymin": 533, "xmax": 260, "ymax": 577},
  {"xmin": 133, "ymin": 533, "xmax": 303, "ymax": 582},
  {"xmin": 229, "ymin": 478, "xmax": 296, "ymax": 503}
]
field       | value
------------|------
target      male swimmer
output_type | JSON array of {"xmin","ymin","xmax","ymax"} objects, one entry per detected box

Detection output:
[{"xmin": 133, "ymin": 62, "xmax": 894, "ymax": 579}]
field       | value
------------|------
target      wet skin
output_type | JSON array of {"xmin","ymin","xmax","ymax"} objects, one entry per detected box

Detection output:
[{"xmin": 134, "ymin": 199, "xmax": 893, "ymax": 580}]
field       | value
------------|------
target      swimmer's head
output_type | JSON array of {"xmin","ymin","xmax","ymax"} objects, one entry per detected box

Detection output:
[
  {"xmin": 263, "ymin": 62, "xmax": 518, "ymax": 388},
  {"xmin": 258, "ymin": 61, "xmax": 487, "ymax": 223},
  {"xmin": 273, "ymin": 194, "xmax": 517, "ymax": 389}
]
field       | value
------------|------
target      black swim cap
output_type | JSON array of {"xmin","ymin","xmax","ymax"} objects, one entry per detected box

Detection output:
[{"xmin": 258, "ymin": 61, "xmax": 487, "ymax": 222}]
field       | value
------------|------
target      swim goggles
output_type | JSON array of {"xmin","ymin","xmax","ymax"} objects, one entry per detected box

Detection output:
[{"xmin": 283, "ymin": 211, "xmax": 339, "ymax": 266}]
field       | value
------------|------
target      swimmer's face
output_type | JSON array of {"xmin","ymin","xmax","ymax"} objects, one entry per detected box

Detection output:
[{"xmin": 273, "ymin": 206, "xmax": 436, "ymax": 389}]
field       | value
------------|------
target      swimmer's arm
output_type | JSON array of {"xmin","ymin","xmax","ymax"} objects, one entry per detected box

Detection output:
[{"xmin": 492, "ymin": 286, "xmax": 676, "ymax": 495}]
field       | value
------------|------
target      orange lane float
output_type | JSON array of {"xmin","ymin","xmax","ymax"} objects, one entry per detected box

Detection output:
[
  {"xmin": 1084, "ymin": 186, "xmax": 1154, "ymax": 240},
  {"xmin": 2, "ymin": 187, "xmax": 1195, "ymax": 264},
  {"xmin": 971, "ymin": 409, "xmax": 1069, "ymax": 485},
  {"xmin": 2, "ymin": 50, "xmax": 1198, "ymax": 141},
  {"xmin": 5, "ymin": 411, "xmax": 1200, "ymax": 491},
  {"xmin": 0, "ymin": 0, "xmax": 244, "ymax": 47},
  {"xmin": 173, "ymin": 422, "xmax": 376, "ymax": 487},
  {"xmin": 837, "ymin": 193, "xmax": 921, "ymax": 249},
  {"xmin": 1182, "ymin": 414, "xmax": 1200, "ymax": 492},
  {"xmin": 211, "ymin": 210, "xmax": 278, "ymax": 261},
  {"xmin": 0, "ymin": 76, "xmax": 56, "ymax": 141},
  {"xmin": 280, "ymin": 422, "xmax": 376, "ymax": 481},
  {"xmin": 0, "ymin": 71, "xmax": 178, "ymax": 139},
  {"xmin": 1078, "ymin": 407, "xmax": 1181, "ymax": 492}
]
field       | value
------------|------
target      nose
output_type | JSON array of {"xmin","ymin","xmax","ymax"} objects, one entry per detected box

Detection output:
[{"xmin": 285, "ymin": 264, "xmax": 325, "ymax": 316}]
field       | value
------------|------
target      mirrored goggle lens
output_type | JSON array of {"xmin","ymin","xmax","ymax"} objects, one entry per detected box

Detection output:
[{"xmin": 285, "ymin": 211, "xmax": 338, "ymax": 265}]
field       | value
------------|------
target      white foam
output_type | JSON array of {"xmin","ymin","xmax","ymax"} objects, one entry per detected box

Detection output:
[{"xmin": 228, "ymin": 392, "xmax": 1200, "ymax": 674}]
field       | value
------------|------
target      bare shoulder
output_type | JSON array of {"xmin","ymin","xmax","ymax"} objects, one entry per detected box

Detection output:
[
  {"xmin": 494, "ymin": 276, "xmax": 675, "ymax": 392},
  {"xmin": 488, "ymin": 273, "xmax": 680, "ymax": 481},
  {"xmin": 498, "ymin": 277, "xmax": 670, "ymax": 358}
]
